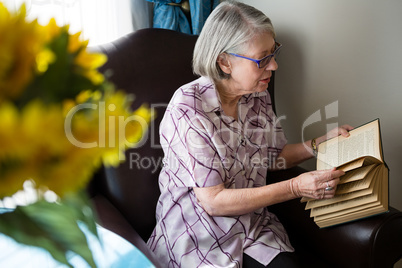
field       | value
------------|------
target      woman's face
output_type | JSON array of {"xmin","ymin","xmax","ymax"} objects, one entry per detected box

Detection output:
[{"xmin": 225, "ymin": 32, "xmax": 278, "ymax": 96}]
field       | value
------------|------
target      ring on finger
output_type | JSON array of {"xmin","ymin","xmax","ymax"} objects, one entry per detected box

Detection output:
[{"xmin": 325, "ymin": 181, "xmax": 334, "ymax": 191}]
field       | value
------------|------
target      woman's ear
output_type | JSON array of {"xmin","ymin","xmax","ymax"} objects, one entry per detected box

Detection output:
[{"xmin": 217, "ymin": 53, "xmax": 232, "ymax": 75}]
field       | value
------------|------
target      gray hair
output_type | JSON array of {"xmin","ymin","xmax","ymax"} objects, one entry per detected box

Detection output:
[{"xmin": 193, "ymin": 1, "xmax": 276, "ymax": 81}]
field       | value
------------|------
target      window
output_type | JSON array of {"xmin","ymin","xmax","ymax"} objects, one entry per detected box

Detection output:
[{"xmin": 3, "ymin": 0, "xmax": 137, "ymax": 46}]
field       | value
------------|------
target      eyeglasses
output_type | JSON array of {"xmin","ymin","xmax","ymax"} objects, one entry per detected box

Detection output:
[{"xmin": 228, "ymin": 42, "xmax": 282, "ymax": 69}]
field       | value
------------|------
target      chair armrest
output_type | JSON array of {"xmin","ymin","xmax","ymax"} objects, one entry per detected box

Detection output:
[
  {"xmin": 267, "ymin": 167, "xmax": 402, "ymax": 268},
  {"xmin": 91, "ymin": 194, "xmax": 162, "ymax": 268}
]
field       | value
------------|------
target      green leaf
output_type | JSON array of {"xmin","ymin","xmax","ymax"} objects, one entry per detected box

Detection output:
[
  {"xmin": 0, "ymin": 197, "xmax": 98, "ymax": 268},
  {"xmin": 62, "ymin": 191, "xmax": 99, "ymax": 238},
  {"xmin": 0, "ymin": 207, "xmax": 71, "ymax": 266}
]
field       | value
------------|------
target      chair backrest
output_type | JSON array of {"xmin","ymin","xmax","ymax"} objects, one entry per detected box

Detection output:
[{"xmin": 92, "ymin": 28, "xmax": 276, "ymax": 241}]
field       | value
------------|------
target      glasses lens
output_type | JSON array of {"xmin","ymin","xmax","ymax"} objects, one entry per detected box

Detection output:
[
  {"xmin": 259, "ymin": 44, "xmax": 282, "ymax": 68},
  {"xmin": 259, "ymin": 55, "xmax": 273, "ymax": 68}
]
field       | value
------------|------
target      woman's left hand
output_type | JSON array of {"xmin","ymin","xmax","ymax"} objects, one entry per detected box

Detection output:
[{"xmin": 318, "ymin": 124, "xmax": 354, "ymax": 144}]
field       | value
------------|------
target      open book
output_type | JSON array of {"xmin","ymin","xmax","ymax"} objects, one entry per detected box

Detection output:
[{"xmin": 302, "ymin": 119, "xmax": 389, "ymax": 228}]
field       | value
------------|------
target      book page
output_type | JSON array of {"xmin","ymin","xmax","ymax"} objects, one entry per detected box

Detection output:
[
  {"xmin": 310, "ymin": 192, "xmax": 378, "ymax": 217},
  {"xmin": 317, "ymin": 120, "xmax": 382, "ymax": 170},
  {"xmin": 336, "ymin": 168, "xmax": 376, "ymax": 194},
  {"xmin": 315, "ymin": 201, "xmax": 385, "ymax": 227},
  {"xmin": 338, "ymin": 164, "xmax": 377, "ymax": 184},
  {"xmin": 337, "ymin": 158, "xmax": 365, "ymax": 172},
  {"xmin": 314, "ymin": 200, "xmax": 381, "ymax": 222}
]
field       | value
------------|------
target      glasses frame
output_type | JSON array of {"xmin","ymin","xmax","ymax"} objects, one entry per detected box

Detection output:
[{"xmin": 228, "ymin": 41, "xmax": 282, "ymax": 69}]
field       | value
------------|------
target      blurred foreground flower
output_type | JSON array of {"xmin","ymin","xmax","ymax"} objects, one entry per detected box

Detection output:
[{"xmin": 0, "ymin": 3, "xmax": 153, "ymax": 267}]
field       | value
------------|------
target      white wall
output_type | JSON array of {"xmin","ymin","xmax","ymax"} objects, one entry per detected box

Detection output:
[{"xmin": 240, "ymin": 0, "xmax": 402, "ymax": 214}]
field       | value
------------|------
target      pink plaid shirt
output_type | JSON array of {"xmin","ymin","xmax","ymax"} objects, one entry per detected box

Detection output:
[{"xmin": 147, "ymin": 76, "xmax": 294, "ymax": 267}]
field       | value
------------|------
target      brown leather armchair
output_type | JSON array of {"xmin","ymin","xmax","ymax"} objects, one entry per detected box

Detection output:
[{"xmin": 89, "ymin": 28, "xmax": 402, "ymax": 268}]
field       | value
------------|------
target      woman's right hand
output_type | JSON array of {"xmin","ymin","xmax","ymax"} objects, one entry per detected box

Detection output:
[{"xmin": 289, "ymin": 168, "xmax": 344, "ymax": 199}]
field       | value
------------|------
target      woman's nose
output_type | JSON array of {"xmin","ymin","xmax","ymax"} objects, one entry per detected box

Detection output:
[{"xmin": 265, "ymin": 57, "xmax": 278, "ymax": 71}]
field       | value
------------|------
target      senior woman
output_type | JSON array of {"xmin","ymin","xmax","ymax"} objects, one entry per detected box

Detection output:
[{"xmin": 147, "ymin": 1, "xmax": 352, "ymax": 267}]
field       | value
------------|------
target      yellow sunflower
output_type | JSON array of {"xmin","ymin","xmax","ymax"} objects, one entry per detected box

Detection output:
[
  {"xmin": 0, "ymin": 3, "xmax": 154, "ymax": 198},
  {"xmin": 0, "ymin": 3, "xmax": 49, "ymax": 102}
]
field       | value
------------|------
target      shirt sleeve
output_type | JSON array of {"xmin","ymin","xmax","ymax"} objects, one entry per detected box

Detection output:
[{"xmin": 159, "ymin": 104, "xmax": 226, "ymax": 188}]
